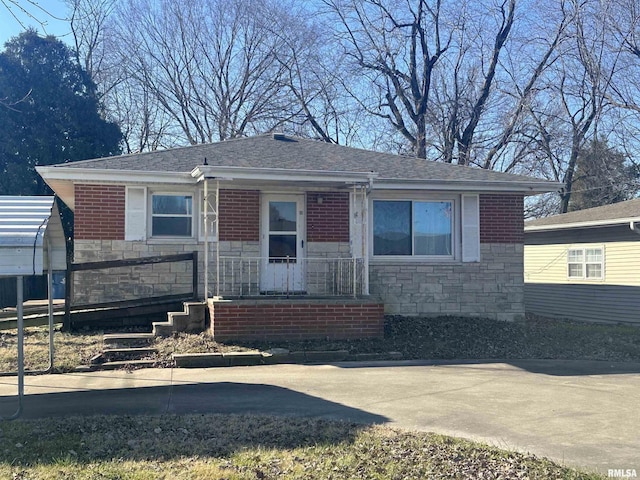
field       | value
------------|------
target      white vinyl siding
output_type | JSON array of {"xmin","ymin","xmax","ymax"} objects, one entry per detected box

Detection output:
[{"xmin": 523, "ymin": 243, "xmax": 640, "ymax": 286}]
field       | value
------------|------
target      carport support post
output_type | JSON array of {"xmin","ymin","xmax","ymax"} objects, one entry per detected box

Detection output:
[
  {"xmin": 46, "ymin": 236, "xmax": 54, "ymax": 371},
  {"xmin": 63, "ymin": 262, "xmax": 72, "ymax": 331},
  {"xmin": 16, "ymin": 276, "xmax": 24, "ymax": 413}
]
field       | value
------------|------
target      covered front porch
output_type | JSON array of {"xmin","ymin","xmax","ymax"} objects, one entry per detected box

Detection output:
[{"xmin": 192, "ymin": 164, "xmax": 384, "ymax": 341}]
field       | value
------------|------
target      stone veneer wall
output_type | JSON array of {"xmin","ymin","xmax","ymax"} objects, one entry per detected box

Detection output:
[
  {"xmin": 73, "ymin": 240, "xmax": 197, "ymax": 305},
  {"xmin": 369, "ymin": 243, "xmax": 524, "ymax": 321},
  {"xmin": 72, "ymin": 240, "xmax": 261, "ymax": 305}
]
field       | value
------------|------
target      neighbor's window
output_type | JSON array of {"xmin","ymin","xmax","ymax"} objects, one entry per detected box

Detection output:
[
  {"xmin": 373, "ymin": 200, "xmax": 453, "ymax": 256},
  {"xmin": 151, "ymin": 194, "xmax": 193, "ymax": 237},
  {"xmin": 567, "ymin": 247, "xmax": 604, "ymax": 279}
]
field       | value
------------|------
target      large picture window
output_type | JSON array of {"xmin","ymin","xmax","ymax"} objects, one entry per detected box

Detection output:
[
  {"xmin": 151, "ymin": 194, "xmax": 193, "ymax": 237},
  {"xmin": 567, "ymin": 247, "xmax": 604, "ymax": 279},
  {"xmin": 373, "ymin": 200, "xmax": 453, "ymax": 256}
]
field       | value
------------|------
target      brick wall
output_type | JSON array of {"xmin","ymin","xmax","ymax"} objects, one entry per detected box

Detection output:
[
  {"xmin": 307, "ymin": 192, "xmax": 350, "ymax": 242},
  {"xmin": 209, "ymin": 299, "xmax": 384, "ymax": 341},
  {"xmin": 219, "ymin": 190, "xmax": 260, "ymax": 241},
  {"xmin": 74, "ymin": 184, "xmax": 125, "ymax": 240},
  {"xmin": 480, "ymin": 194, "xmax": 524, "ymax": 244}
]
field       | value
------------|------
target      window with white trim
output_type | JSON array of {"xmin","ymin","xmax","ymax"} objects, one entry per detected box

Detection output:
[
  {"xmin": 373, "ymin": 200, "xmax": 453, "ymax": 257},
  {"xmin": 151, "ymin": 194, "xmax": 193, "ymax": 237},
  {"xmin": 567, "ymin": 247, "xmax": 604, "ymax": 279}
]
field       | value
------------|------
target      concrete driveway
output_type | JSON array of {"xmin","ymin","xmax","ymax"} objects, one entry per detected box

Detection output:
[{"xmin": 1, "ymin": 359, "xmax": 639, "ymax": 475}]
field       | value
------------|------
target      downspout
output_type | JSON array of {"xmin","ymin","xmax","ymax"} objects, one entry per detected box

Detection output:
[{"xmin": 630, "ymin": 221, "xmax": 640, "ymax": 236}]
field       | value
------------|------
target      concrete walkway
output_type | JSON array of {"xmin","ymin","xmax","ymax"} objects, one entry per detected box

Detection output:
[{"xmin": 1, "ymin": 359, "xmax": 639, "ymax": 475}]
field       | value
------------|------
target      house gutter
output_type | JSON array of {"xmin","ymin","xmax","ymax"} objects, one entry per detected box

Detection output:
[
  {"xmin": 374, "ymin": 179, "xmax": 562, "ymax": 194},
  {"xmin": 36, "ymin": 166, "xmax": 196, "ymax": 184},
  {"xmin": 526, "ymin": 217, "xmax": 640, "ymax": 232},
  {"xmin": 191, "ymin": 165, "xmax": 379, "ymax": 185}
]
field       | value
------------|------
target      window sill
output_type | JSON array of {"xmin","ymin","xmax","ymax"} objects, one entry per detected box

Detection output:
[
  {"xmin": 567, "ymin": 278, "xmax": 605, "ymax": 282},
  {"xmin": 147, "ymin": 237, "xmax": 200, "ymax": 245},
  {"xmin": 369, "ymin": 256, "xmax": 460, "ymax": 265}
]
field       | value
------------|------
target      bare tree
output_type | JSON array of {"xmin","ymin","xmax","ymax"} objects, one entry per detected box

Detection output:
[
  {"xmin": 324, "ymin": 0, "xmax": 569, "ymax": 170},
  {"xmin": 263, "ymin": 4, "xmax": 372, "ymax": 146},
  {"xmin": 69, "ymin": 0, "xmax": 170, "ymax": 152},
  {"xmin": 324, "ymin": 0, "xmax": 455, "ymax": 158},
  {"xmin": 0, "ymin": 0, "xmax": 63, "ymax": 32},
  {"xmin": 109, "ymin": 0, "xmax": 292, "ymax": 144},
  {"xmin": 524, "ymin": 0, "xmax": 619, "ymax": 213}
]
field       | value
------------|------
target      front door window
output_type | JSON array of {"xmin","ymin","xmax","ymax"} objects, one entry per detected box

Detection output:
[{"xmin": 269, "ymin": 201, "xmax": 297, "ymax": 262}]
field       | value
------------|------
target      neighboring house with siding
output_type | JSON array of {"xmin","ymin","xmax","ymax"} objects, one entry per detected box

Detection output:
[
  {"xmin": 37, "ymin": 134, "xmax": 558, "ymax": 340},
  {"xmin": 524, "ymin": 198, "xmax": 640, "ymax": 324}
]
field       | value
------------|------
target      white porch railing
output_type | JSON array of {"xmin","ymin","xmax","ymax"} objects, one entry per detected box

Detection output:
[{"xmin": 216, "ymin": 256, "xmax": 365, "ymax": 298}]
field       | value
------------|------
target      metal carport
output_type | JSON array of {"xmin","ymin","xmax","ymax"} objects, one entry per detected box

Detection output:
[{"xmin": 0, "ymin": 196, "xmax": 66, "ymax": 419}]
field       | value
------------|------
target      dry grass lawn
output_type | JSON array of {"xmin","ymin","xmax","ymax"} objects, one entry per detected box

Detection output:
[
  {"xmin": 0, "ymin": 414, "xmax": 604, "ymax": 479},
  {"xmin": 1, "ymin": 314, "xmax": 640, "ymax": 373}
]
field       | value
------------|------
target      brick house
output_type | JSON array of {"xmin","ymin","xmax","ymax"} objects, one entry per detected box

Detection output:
[{"xmin": 37, "ymin": 134, "xmax": 558, "ymax": 340}]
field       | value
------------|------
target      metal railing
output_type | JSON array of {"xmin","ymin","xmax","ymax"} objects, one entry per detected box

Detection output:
[{"xmin": 216, "ymin": 256, "xmax": 365, "ymax": 298}]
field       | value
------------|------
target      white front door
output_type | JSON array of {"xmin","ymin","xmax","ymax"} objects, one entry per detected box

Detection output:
[{"xmin": 260, "ymin": 194, "xmax": 305, "ymax": 293}]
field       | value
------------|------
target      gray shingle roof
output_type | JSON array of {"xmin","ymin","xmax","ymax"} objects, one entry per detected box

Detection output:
[
  {"xmin": 59, "ymin": 134, "xmax": 555, "ymax": 186},
  {"xmin": 526, "ymin": 197, "xmax": 640, "ymax": 229}
]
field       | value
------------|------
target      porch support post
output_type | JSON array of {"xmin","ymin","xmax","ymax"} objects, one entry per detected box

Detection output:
[
  {"xmin": 362, "ymin": 183, "xmax": 370, "ymax": 295},
  {"xmin": 352, "ymin": 184, "xmax": 358, "ymax": 298},
  {"xmin": 204, "ymin": 178, "xmax": 209, "ymax": 299},
  {"xmin": 215, "ymin": 180, "xmax": 220, "ymax": 297}
]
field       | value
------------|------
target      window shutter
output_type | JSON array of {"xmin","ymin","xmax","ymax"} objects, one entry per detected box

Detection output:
[
  {"xmin": 125, "ymin": 186, "xmax": 147, "ymax": 241},
  {"xmin": 461, "ymin": 194, "xmax": 480, "ymax": 262}
]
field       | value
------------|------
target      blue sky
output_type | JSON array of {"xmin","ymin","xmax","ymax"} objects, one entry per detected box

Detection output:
[{"xmin": 0, "ymin": 0, "xmax": 71, "ymax": 46}]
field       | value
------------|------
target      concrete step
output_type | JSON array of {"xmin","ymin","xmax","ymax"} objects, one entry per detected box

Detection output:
[
  {"xmin": 103, "ymin": 347, "xmax": 159, "ymax": 359},
  {"xmin": 152, "ymin": 322, "xmax": 173, "ymax": 337},
  {"xmin": 103, "ymin": 333, "xmax": 155, "ymax": 346},
  {"xmin": 98, "ymin": 359, "xmax": 158, "ymax": 370}
]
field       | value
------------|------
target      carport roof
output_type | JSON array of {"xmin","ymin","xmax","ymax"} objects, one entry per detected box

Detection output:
[{"xmin": 0, "ymin": 196, "xmax": 66, "ymax": 276}]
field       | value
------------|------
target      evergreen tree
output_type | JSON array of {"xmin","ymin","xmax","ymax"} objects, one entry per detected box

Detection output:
[{"xmin": 0, "ymin": 30, "xmax": 122, "ymax": 195}]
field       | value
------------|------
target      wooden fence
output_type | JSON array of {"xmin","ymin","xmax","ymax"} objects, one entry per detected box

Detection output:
[{"xmin": 63, "ymin": 252, "xmax": 199, "ymax": 330}]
